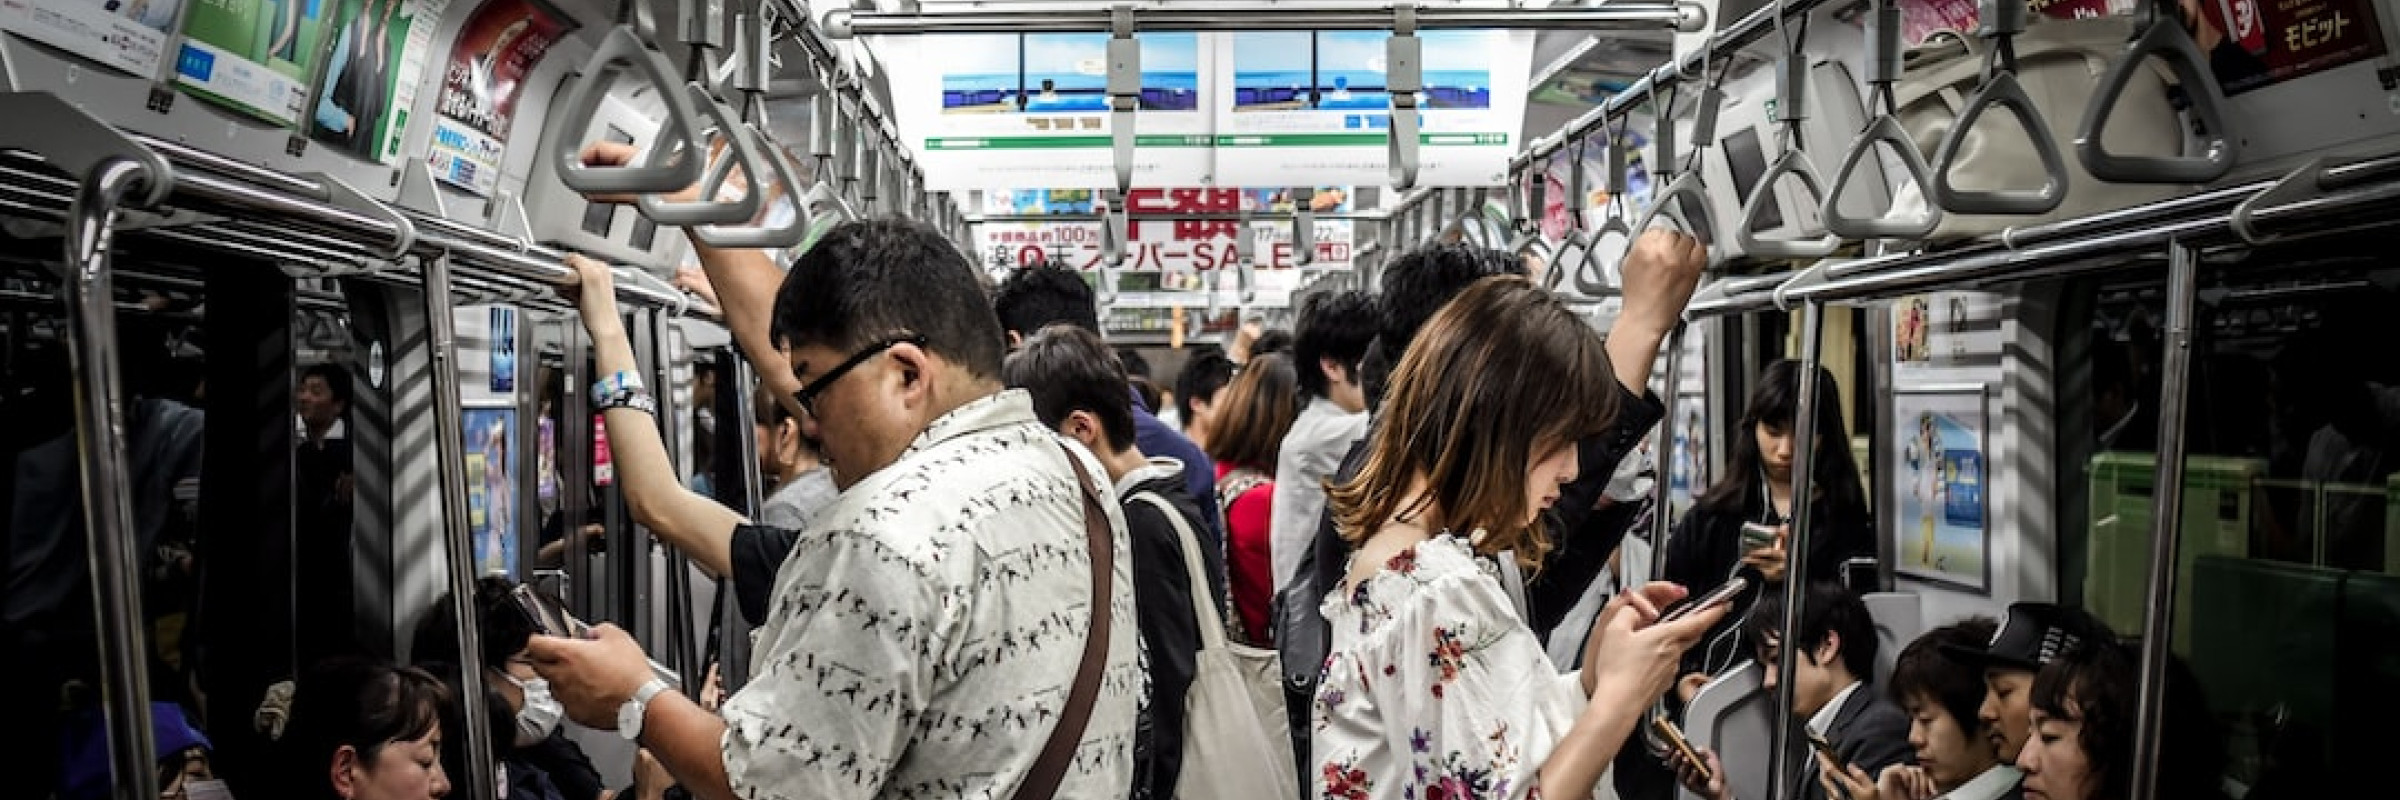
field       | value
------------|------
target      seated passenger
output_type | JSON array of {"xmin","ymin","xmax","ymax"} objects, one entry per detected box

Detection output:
[
  {"xmin": 1675, "ymin": 582, "xmax": 1913, "ymax": 800},
  {"xmin": 412, "ymin": 578, "xmax": 606, "ymax": 800},
  {"xmin": 1820, "ymin": 618, "xmax": 2020, "ymax": 800},
  {"xmin": 1937, "ymin": 603, "xmax": 2114, "ymax": 768},
  {"xmin": 275, "ymin": 657, "xmax": 453, "ymax": 800},
  {"xmin": 59, "ymin": 701, "xmax": 221, "ymax": 800},
  {"xmin": 1003, "ymin": 322, "xmax": 1219, "ymax": 800},
  {"xmin": 2018, "ymin": 632, "xmax": 2226, "ymax": 800}
]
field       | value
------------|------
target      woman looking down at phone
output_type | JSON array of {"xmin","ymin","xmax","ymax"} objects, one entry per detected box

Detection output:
[
  {"xmin": 1662, "ymin": 359, "xmax": 1875, "ymax": 702},
  {"xmin": 1311, "ymin": 276, "xmax": 1728, "ymax": 800}
]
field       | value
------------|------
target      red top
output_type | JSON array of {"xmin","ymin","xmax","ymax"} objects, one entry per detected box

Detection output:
[{"xmin": 1217, "ymin": 461, "xmax": 1277, "ymax": 646}]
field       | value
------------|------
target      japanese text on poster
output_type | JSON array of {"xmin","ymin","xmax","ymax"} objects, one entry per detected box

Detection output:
[
  {"xmin": 0, "ymin": 0, "xmax": 184, "ymax": 75},
  {"xmin": 974, "ymin": 187, "xmax": 1355, "ymax": 274},
  {"xmin": 427, "ymin": 0, "xmax": 572, "ymax": 195},
  {"xmin": 176, "ymin": 0, "xmax": 337, "ymax": 125}
]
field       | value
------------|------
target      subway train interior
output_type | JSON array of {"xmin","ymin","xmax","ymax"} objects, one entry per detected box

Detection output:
[{"xmin": 0, "ymin": 0, "xmax": 2395, "ymax": 797}]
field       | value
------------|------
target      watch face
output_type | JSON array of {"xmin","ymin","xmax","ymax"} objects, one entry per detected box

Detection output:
[{"xmin": 619, "ymin": 698, "xmax": 643, "ymax": 739}]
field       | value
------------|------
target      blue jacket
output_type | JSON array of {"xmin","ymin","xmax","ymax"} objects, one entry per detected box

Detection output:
[{"xmin": 1129, "ymin": 386, "xmax": 1221, "ymax": 541}]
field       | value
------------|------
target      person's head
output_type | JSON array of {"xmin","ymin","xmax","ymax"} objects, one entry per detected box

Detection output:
[
  {"xmin": 61, "ymin": 702, "xmax": 216, "ymax": 800},
  {"xmin": 1331, "ymin": 276, "xmax": 1616, "ymax": 568},
  {"xmin": 1941, "ymin": 602, "xmax": 2113, "ymax": 765},
  {"xmin": 281, "ymin": 658, "xmax": 453, "ymax": 800},
  {"xmin": 429, "ymin": 670, "xmax": 512, "ymax": 800},
  {"xmin": 1361, "ymin": 243, "xmax": 1528, "ymax": 411},
  {"xmin": 1891, "ymin": 618, "xmax": 2005, "ymax": 789},
  {"xmin": 1003, "ymin": 323, "xmax": 1139, "ymax": 457},
  {"xmin": 753, "ymin": 384, "xmax": 820, "ymax": 482},
  {"xmin": 1745, "ymin": 581, "xmax": 1878, "ymax": 719},
  {"xmin": 409, "ymin": 578, "xmax": 556, "ymax": 748},
  {"xmin": 1128, "ymin": 375, "xmax": 1165, "ymax": 417},
  {"xmin": 1249, "ymin": 329, "xmax": 1294, "ymax": 361},
  {"xmin": 2019, "ymin": 638, "xmax": 2222, "ymax": 800},
  {"xmin": 1175, "ymin": 349, "xmax": 1237, "ymax": 439},
  {"xmin": 1293, "ymin": 289, "xmax": 1378, "ymax": 413},
  {"xmin": 1698, "ymin": 359, "xmax": 1866, "ymax": 518},
  {"xmin": 992, "ymin": 264, "xmax": 1101, "ymax": 347},
  {"xmin": 300, "ymin": 363, "xmax": 353, "ymax": 432},
  {"xmin": 1205, "ymin": 352, "xmax": 1300, "ymax": 473},
  {"xmin": 1117, "ymin": 347, "xmax": 1153, "ymax": 379},
  {"xmin": 771, "ymin": 219, "xmax": 1010, "ymax": 489}
]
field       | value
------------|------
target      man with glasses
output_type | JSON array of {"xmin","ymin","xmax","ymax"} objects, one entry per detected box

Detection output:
[{"xmin": 525, "ymin": 214, "xmax": 1140, "ymax": 800}]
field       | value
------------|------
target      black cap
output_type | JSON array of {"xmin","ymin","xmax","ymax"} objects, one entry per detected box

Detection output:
[{"xmin": 1940, "ymin": 602, "xmax": 2108, "ymax": 672}]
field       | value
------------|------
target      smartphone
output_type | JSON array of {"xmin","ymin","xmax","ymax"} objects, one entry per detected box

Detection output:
[
  {"xmin": 1740, "ymin": 522, "xmax": 1779, "ymax": 552},
  {"xmin": 1659, "ymin": 575, "xmax": 1750, "ymax": 624},
  {"xmin": 1651, "ymin": 715, "xmax": 1712, "ymax": 782},
  {"xmin": 1804, "ymin": 728, "xmax": 1841, "ymax": 760},
  {"xmin": 509, "ymin": 585, "xmax": 682, "ymax": 691}
]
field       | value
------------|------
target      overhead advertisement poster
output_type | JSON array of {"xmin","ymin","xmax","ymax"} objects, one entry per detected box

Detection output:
[
  {"xmin": 973, "ymin": 187, "xmax": 1353, "ymax": 274},
  {"xmin": 0, "ymin": 0, "xmax": 184, "ymax": 75},
  {"xmin": 175, "ymin": 0, "xmax": 338, "ymax": 125},
  {"xmin": 1212, "ymin": 29, "xmax": 1534, "ymax": 187},
  {"xmin": 426, "ymin": 0, "xmax": 573, "ymax": 195},
  {"xmin": 307, "ymin": 0, "xmax": 448, "ymax": 163},
  {"xmin": 906, "ymin": 31, "xmax": 1212, "ymax": 191}
]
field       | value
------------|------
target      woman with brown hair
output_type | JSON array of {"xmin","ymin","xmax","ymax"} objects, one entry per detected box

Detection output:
[
  {"xmin": 1206, "ymin": 352, "xmax": 1300, "ymax": 646},
  {"xmin": 1312, "ymin": 276, "xmax": 1726, "ymax": 800}
]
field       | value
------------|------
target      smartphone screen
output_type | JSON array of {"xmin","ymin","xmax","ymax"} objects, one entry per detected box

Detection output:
[
  {"xmin": 510, "ymin": 584, "xmax": 587, "ymax": 639},
  {"xmin": 1659, "ymin": 576, "xmax": 1749, "ymax": 624},
  {"xmin": 1741, "ymin": 522, "xmax": 1778, "ymax": 552}
]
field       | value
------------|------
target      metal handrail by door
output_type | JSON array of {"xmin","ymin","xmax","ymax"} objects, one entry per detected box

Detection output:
[{"xmin": 421, "ymin": 252, "xmax": 503, "ymax": 800}]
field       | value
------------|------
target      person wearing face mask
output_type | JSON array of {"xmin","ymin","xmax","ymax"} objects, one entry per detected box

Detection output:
[
  {"xmin": 412, "ymin": 578, "xmax": 608, "ymax": 800},
  {"xmin": 59, "ymin": 701, "xmax": 230, "ymax": 800}
]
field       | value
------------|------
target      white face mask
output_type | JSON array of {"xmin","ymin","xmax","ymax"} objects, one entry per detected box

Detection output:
[
  {"xmin": 182, "ymin": 778, "xmax": 235, "ymax": 800},
  {"xmin": 507, "ymin": 674, "xmax": 565, "ymax": 747}
]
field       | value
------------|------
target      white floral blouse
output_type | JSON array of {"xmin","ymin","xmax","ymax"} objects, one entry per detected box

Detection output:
[{"xmin": 1313, "ymin": 534, "xmax": 1589, "ymax": 800}]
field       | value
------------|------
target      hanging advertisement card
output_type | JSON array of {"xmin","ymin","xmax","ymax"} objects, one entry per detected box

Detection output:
[
  {"xmin": 488, "ymin": 306, "xmax": 515, "ymax": 392},
  {"xmin": 906, "ymin": 31, "xmax": 1212, "ymax": 190},
  {"xmin": 463, "ymin": 405, "xmax": 519, "ymax": 576},
  {"xmin": 1212, "ymin": 29, "xmax": 1535, "ymax": 187},
  {"xmin": 1890, "ymin": 291, "xmax": 2005, "ymax": 385},
  {"xmin": 2189, "ymin": 0, "xmax": 2386, "ymax": 94},
  {"xmin": 307, "ymin": 0, "xmax": 447, "ymax": 162},
  {"xmin": 0, "ymin": 0, "xmax": 184, "ymax": 75},
  {"xmin": 426, "ymin": 0, "xmax": 572, "ymax": 195},
  {"xmin": 175, "ymin": 0, "xmax": 338, "ymax": 125},
  {"xmin": 972, "ymin": 186, "xmax": 1354, "ymax": 274},
  {"xmin": 1889, "ymin": 387, "xmax": 1991, "ymax": 592}
]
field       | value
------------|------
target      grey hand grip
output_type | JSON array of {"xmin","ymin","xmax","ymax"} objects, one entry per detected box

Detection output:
[
  {"xmin": 1737, "ymin": 151, "xmax": 1842, "ymax": 259},
  {"xmin": 1574, "ymin": 215, "xmax": 1632, "ymax": 296},
  {"xmin": 635, "ymin": 88, "xmax": 771, "ymax": 225},
  {"xmin": 692, "ymin": 126, "xmax": 813, "ymax": 249},
  {"xmin": 1632, "ymin": 171, "xmax": 1713, "ymax": 246},
  {"xmin": 2075, "ymin": 16, "xmax": 2237, "ymax": 184},
  {"xmin": 1929, "ymin": 71, "xmax": 2068, "ymax": 215},
  {"xmin": 1385, "ymin": 16, "xmax": 1422, "ymax": 191},
  {"xmin": 1823, "ymin": 115, "xmax": 1942, "ymax": 239},
  {"xmin": 552, "ymin": 26, "xmax": 707, "ymax": 195}
]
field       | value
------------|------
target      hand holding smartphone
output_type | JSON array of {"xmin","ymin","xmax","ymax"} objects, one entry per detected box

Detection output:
[
  {"xmin": 509, "ymin": 584, "xmax": 682, "ymax": 691},
  {"xmin": 1740, "ymin": 522, "xmax": 1781, "ymax": 553},
  {"xmin": 1657, "ymin": 575, "xmax": 1750, "ymax": 625},
  {"xmin": 1651, "ymin": 714, "xmax": 1713, "ymax": 783}
]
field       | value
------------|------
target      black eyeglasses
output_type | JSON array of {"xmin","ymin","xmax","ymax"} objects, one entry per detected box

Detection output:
[{"xmin": 792, "ymin": 333, "xmax": 926, "ymax": 416}]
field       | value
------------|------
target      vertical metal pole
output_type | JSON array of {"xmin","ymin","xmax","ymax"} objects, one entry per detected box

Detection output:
[
  {"xmin": 647, "ymin": 309, "xmax": 702, "ymax": 693},
  {"xmin": 516, "ymin": 313, "xmax": 542, "ymax": 580},
  {"xmin": 63, "ymin": 159, "xmax": 161, "ymax": 800},
  {"xmin": 561, "ymin": 322, "xmax": 595, "ymax": 618},
  {"xmin": 421, "ymin": 253, "xmax": 500, "ymax": 800},
  {"xmin": 2129, "ymin": 240, "xmax": 2199, "ymax": 800},
  {"xmin": 721, "ymin": 353, "xmax": 762, "ymax": 690},
  {"xmin": 1766, "ymin": 299, "xmax": 1827, "ymax": 800},
  {"xmin": 1650, "ymin": 323, "xmax": 1687, "ymax": 582}
]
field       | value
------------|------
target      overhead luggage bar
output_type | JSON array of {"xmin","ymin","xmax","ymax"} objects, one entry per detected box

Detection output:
[
  {"xmin": 1514, "ymin": 0, "xmax": 1839, "ymax": 167},
  {"xmin": 821, "ymin": 3, "xmax": 1707, "ymax": 37}
]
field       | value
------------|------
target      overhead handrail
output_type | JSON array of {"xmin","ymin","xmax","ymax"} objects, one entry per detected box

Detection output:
[
  {"xmin": 1735, "ymin": 0, "xmax": 1842, "ymax": 259},
  {"xmin": 1576, "ymin": 116, "xmax": 1639, "ymax": 296},
  {"xmin": 549, "ymin": 0, "xmax": 708, "ymax": 195},
  {"xmin": 1387, "ymin": 4, "xmax": 1423, "ymax": 190},
  {"xmin": 310, "ymin": 172, "xmax": 417, "ymax": 260},
  {"xmin": 1823, "ymin": 0, "xmax": 1942, "ymax": 240},
  {"xmin": 634, "ymin": 0, "xmax": 772, "ymax": 226},
  {"xmin": 2074, "ymin": 0, "xmax": 2238, "ymax": 184},
  {"xmin": 2228, "ymin": 156, "xmax": 2325, "ymax": 245},
  {"xmin": 1631, "ymin": 74, "xmax": 1719, "ymax": 244},
  {"xmin": 1927, "ymin": 0, "xmax": 2069, "ymax": 215},
  {"xmin": 692, "ymin": 5, "xmax": 812, "ymax": 250}
]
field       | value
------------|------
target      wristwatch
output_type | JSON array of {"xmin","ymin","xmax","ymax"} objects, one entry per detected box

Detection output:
[{"xmin": 618, "ymin": 677, "xmax": 671, "ymax": 741}]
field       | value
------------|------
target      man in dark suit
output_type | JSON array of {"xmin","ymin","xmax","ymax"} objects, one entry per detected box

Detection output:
[{"xmin": 1675, "ymin": 582, "xmax": 1915, "ymax": 800}]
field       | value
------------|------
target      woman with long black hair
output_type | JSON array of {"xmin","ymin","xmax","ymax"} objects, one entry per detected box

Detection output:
[{"xmin": 1663, "ymin": 358, "xmax": 1876, "ymax": 695}]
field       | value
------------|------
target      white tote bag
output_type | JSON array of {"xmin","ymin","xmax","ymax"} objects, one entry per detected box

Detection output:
[{"xmin": 1134, "ymin": 492, "xmax": 1301, "ymax": 800}]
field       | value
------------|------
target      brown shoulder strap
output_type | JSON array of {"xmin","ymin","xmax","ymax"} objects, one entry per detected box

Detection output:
[{"xmin": 1019, "ymin": 443, "xmax": 1114, "ymax": 800}]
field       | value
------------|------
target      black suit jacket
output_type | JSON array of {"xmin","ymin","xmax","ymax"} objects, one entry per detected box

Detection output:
[{"xmin": 1803, "ymin": 686, "xmax": 1916, "ymax": 800}]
